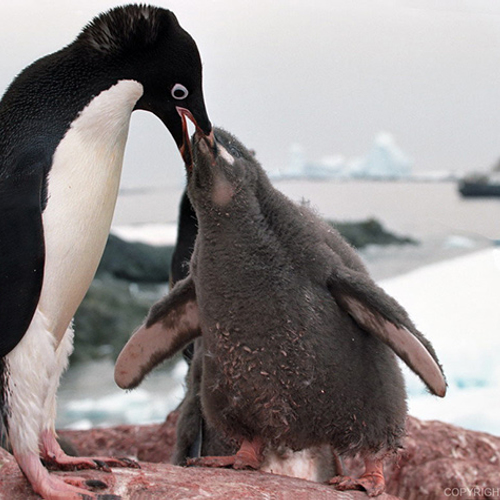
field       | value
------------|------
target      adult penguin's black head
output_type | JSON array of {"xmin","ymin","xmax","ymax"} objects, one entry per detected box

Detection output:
[{"xmin": 76, "ymin": 4, "xmax": 212, "ymax": 168}]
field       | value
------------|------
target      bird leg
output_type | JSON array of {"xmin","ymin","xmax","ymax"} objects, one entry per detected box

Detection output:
[
  {"xmin": 39, "ymin": 326, "xmax": 139, "ymax": 472},
  {"xmin": 187, "ymin": 437, "xmax": 263, "ymax": 470},
  {"xmin": 40, "ymin": 429, "xmax": 139, "ymax": 471},
  {"xmin": 233, "ymin": 437, "xmax": 264, "ymax": 470},
  {"xmin": 329, "ymin": 455, "xmax": 386, "ymax": 497},
  {"xmin": 6, "ymin": 317, "xmax": 126, "ymax": 499},
  {"xmin": 14, "ymin": 451, "xmax": 120, "ymax": 500}
]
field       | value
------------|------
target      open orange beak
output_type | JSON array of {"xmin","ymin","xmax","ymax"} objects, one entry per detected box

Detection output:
[{"xmin": 176, "ymin": 106, "xmax": 215, "ymax": 173}]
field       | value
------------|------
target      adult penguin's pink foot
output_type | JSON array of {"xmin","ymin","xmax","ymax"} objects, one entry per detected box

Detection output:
[
  {"xmin": 41, "ymin": 430, "xmax": 139, "ymax": 472},
  {"xmin": 15, "ymin": 451, "xmax": 121, "ymax": 500}
]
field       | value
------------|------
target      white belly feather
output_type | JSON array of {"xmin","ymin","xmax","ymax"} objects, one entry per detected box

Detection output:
[
  {"xmin": 261, "ymin": 445, "xmax": 335, "ymax": 483},
  {"xmin": 38, "ymin": 80, "xmax": 144, "ymax": 343}
]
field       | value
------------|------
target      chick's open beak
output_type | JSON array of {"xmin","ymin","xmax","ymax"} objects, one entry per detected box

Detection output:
[{"xmin": 176, "ymin": 107, "xmax": 215, "ymax": 172}]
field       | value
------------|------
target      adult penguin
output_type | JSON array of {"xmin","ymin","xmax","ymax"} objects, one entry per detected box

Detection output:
[{"xmin": 0, "ymin": 5, "xmax": 212, "ymax": 499}]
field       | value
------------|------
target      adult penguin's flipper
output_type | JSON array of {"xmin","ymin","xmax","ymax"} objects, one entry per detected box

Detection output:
[
  {"xmin": 114, "ymin": 276, "xmax": 200, "ymax": 389},
  {"xmin": 0, "ymin": 172, "xmax": 45, "ymax": 358},
  {"xmin": 327, "ymin": 265, "xmax": 446, "ymax": 397}
]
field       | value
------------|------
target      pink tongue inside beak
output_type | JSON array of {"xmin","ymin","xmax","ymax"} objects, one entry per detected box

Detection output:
[{"xmin": 176, "ymin": 107, "xmax": 214, "ymax": 172}]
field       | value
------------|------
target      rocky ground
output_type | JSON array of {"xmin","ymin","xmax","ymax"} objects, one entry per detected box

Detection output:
[{"xmin": 1, "ymin": 414, "xmax": 499, "ymax": 499}]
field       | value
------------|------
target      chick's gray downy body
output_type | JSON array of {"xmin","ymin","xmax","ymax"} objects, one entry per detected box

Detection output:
[
  {"xmin": 115, "ymin": 127, "xmax": 446, "ymax": 496},
  {"xmin": 189, "ymin": 144, "xmax": 406, "ymax": 455}
]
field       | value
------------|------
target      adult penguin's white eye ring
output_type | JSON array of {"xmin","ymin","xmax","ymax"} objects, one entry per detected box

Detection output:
[{"xmin": 172, "ymin": 83, "xmax": 189, "ymax": 100}]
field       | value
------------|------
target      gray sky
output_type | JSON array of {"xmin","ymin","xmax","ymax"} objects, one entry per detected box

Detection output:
[{"xmin": 1, "ymin": 0, "xmax": 500, "ymax": 187}]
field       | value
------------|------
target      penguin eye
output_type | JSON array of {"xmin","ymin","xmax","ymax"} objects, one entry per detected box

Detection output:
[{"xmin": 171, "ymin": 83, "xmax": 189, "ymax": 100}]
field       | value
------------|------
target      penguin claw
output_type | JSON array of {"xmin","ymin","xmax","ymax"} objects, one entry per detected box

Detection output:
[
  {"xmin": 114, "ymin": 456, "xmax": 141, "ymax": 469},
  {"xmin": 329, "ymin": 472, "xmax": 386, "ymax": 497},
  {"xmin": 92, "ymin": 460, "xmax": 112, "ymax": 472},
  {"xmin": 62, "ymin": 480, "xmax": 122, "ymax": 499},
  {"xmin": 41, "ymin": 430, "xmax": 140, "ymax": 472},
  {"xmin": 84, "ymin": 479, "xmax": 108, "ymax": 490},
  {"xmin": 30, "ymin": 472, "xmax": 117, "ymax": 499},
  {"xmin": 59, "ymin": 476, "xmax": 108, "ymax": 490},
  {"xmin": 44, "ymin": 454, "xmax": 140, "ymax": 472},
  {"xmin": 87, "ymin": 456, "xmax": 140, "ymax": 470},
  {"xmin": 42, "ymin": 476, "xmax": 121, "ymax": 500}
]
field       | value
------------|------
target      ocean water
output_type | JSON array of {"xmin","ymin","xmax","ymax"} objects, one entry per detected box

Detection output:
[
  {"xmin": 57, "ymin": 180, "xmax": 500, "ymax": 436},
  {"xmin": 113, "ymin": 179, "xmax": 500, "ymax": 240}
]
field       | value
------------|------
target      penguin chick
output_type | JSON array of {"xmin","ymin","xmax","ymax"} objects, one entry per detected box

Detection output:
[
  {"xmin": 0, "ymin": 5, "xmax": 212, "ymax": 500},
  {"xmin": 166, "ymin": 190, "xmax": 340, "ymax": 479},
  {"xmin": 115, "ymin": 127, "xmax": 446, "ymax": 496},
  {"xmin": 171, "ymin": 336, "xmax": 339, "ymax": 482}
]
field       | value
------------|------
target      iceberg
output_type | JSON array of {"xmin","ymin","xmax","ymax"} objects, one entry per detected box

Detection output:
[
  {"xmin": 350, "ymin": 132, "xmax": 412, "ymax": 179},
  {"xmin": 281, "ymin": 132, "xmax": 413, "ymax": 180}
]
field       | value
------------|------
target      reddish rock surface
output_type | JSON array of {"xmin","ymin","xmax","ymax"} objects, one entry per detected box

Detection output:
[
  {"xmin": 1, "ymin": 415, "xmax": 499, "ymax": 499},
  {"xmin": 59, "ymin": 411, "xmax": 179, "ymax": 464},
  {"xmin": 385, "ymin": 418, "xmax": 500, "ymax": 499}
]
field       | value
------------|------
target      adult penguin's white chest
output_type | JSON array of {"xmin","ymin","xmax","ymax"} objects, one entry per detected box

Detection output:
[{"xmin": 38, "ymin": 79, "xmax": 144, "ymax": 344}]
